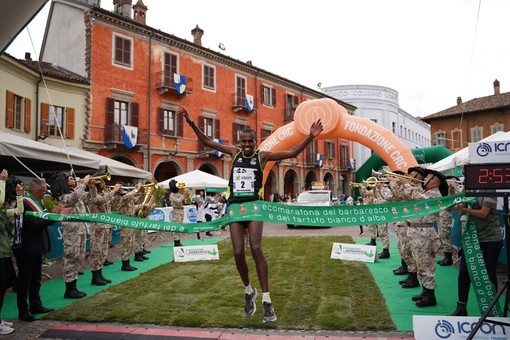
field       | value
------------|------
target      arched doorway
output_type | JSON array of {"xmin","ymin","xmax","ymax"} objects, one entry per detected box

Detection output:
[
  {"xmin": 264, "ymin": 169, "xmax": 277, "ymax": 201},
  {"xmin": 283, "ymin": 169, "xmax": 298, "ymax": 201},
  {"xmin": 323, "ymin": 172, "xmax": 334, "ymax": 192},
  {"xmin": 304, "ymin": 171, "xmax": 317, "ymax": 191},
  {"xmin": 154, "ymin": 160, "xmax": 183, "ymax": 182}
]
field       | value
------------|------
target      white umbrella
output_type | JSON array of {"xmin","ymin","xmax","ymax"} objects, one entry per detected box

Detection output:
[{"xmin": 158, "ymin": 170, "xmax": 228, "ymax": 189}]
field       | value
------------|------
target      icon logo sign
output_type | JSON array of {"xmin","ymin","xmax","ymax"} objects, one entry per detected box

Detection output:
[
  {"xmin": 435, "ymin": 319, "xmax": 455, "ymax": 339},
  {"xmin": 476, "ymin": 143, "xmax": 492, "ymax": 157}
]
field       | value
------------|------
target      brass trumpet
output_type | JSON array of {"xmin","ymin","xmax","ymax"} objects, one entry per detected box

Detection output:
[
  {"xmin": 90, "ymin": 172, "xmax": 111, "ymax": 184},
  {"xmin": 349, "ymin": 181, "xmax": 367, "ymax": 188},
  {"xmin": 381, "ymin": 169, "xmax": 424, "ymax": 184}
]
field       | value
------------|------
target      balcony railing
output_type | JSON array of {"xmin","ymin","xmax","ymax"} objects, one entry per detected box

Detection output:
[
  {"xmin": 155, "ymin": 71, "xmax": 193, "ymax": 96},
  {"xmin": 231, "ymin": 93, "xmax": 258, "ymax": 113},
  {"xmin": 104, "ymin": 124, "xmax": 148, "ymax": 146}
]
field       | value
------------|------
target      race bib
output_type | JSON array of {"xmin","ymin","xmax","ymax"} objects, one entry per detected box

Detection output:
[{"xmin": 232, "ymin": 167, "xmax": 256, "ymax": 197}]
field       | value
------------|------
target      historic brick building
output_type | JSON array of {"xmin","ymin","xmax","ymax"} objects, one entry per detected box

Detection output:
[
  {"xmin": 422, "ymin": 79, "xmax": 510, "ymax": 152},
  {"xmin": 39, "ymin": 0, "xmax": 356, "ymax": 199}
]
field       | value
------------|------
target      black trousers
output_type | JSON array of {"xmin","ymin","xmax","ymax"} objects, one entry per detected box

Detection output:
[
  {"xmin": 15, "ymin": 253, "xmax": 43, "ymax": 315},
  {"xmin": 0, "ymin": 257, "xmax": 13, "ymax": 317},
  {"xmin": 458, "ymin": 240, "xmax": 503, "ymax": 303}
]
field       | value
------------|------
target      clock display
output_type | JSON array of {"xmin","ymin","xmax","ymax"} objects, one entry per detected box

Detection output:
[{"xmin": 464, "ymin": 163, "xmax": 510, "ymax": 190}]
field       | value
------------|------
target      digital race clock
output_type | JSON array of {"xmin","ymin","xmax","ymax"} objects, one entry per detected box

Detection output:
[{"xmin": 464, "ymin": 163, "xmax": 510, "ymax": 190}]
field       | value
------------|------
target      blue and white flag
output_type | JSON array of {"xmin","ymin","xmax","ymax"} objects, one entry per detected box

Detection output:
[
  {"xmin": 173, "ymin": 73, "xmax": 186, "ymax": 94},
  {"xmin": 316, "ymin": 153, "xmax": 323, "ymax": 168},
  {"xmin": 245, "ymin": 94, "xmax": 254, "ymax": 112},
  {"xmin": 122, "ymin": 125, "xmax": 138, "ymax": 149},
  {"xmin": 213, "ymin": 138, "xmax": 223, "ymax": 157}
]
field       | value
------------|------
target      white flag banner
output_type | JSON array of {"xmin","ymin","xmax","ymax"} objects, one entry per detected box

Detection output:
[
  {"xmin": 245, "ymin": 94, "xmax": 254, "ymax": 112},
  {"xmin": 122, "ymin": 125, "xmax": 138, "ymax": 149}
]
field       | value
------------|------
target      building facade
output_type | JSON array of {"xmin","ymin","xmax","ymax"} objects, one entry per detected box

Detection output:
[
  {"xmin": 421, "ymin": 80, "xmax": 510, "ymax": 152},
  {"xmin": 39, "ymin": 0, "xmax": 357, "ymax": 199},
  {"xmin": 0, "ymin": 52, "xmax": 89, "ymax": 152},
  {"xmin": 321, "ymin": 84, "xmax": 431, "ymax": 169}
]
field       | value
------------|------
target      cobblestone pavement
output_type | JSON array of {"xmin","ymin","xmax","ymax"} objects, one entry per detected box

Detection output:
[{"xmin": 2, "ymin": 223, "xmax": 416, "ymax": 340}]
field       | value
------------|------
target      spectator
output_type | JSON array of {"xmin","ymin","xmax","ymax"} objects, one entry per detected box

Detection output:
[
  {"xmin": 15, "ymin": 179, "xmax": 61, "ymax": 322},
  {"xmin": 449, "ymin": 195, "xmax": 503, "ymax": 316}
]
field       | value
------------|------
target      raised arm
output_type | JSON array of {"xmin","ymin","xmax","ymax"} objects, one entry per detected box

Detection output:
[
  {"xmin": 179, "ymin": 107, "xmax": 238, "ymax": 157},
  {"xmin": 260, "ymin": 119, "xmax": 323, "ymax": 165}
]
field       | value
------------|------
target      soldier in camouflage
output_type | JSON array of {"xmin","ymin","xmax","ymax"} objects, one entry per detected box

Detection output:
[
  {"xmin": 404, "ymin": 168, "xmax": 448, "ymax": 307},
  {"xmin": 48, "ymin": 173, "xmax": 91, "ymax": 299},
  {"xmin": 373, "ymin": 180, "xmax": 392, "ymax": 259},
  {"xmin": 116, "ymin": 184, "xmax": 144, "ymax": 271},
  {"xmin": 88, "ymin": 178, "xmax": 122, "ymax": 285},
  {"xmin": 392, "ymin": 167, "xmax": 425, "ymax": 286}
]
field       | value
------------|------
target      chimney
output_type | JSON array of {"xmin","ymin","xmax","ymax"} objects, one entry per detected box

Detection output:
[
  {"xmin": 132, "ymin": 0, "xmax": 147, "ymax": 25},
  {"xmin": 191, "ymin": 25, "xmax": 204, "ymax": 46},
  {"xmin": 493, "ymin": 79, "xmax": 500, "ymax": 95},
  {"xmin": 457, "ymin": 96, "xmax": 462, "ymax": 105},
  {"xmin": 25, "ymin": 52, "xmax": 32, "ymax": 60},
  {"xmin": 113, "ymin": 0, "xmax": 132, "ymax": 18}
]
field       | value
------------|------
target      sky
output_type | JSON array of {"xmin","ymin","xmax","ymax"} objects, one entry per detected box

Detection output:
[{"xmin": 6, "ymin": 0, "xmax": 510, "ymax": 118}]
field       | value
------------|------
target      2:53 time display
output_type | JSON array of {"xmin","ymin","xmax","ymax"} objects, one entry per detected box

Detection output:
[{"xmin": 464, "ymin": 163, "xmax": 510, "ymax": 190}]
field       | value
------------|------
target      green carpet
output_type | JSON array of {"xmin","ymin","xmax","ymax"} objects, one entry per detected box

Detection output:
[
  {"xmin": 4, "ymin": 235, "xmax": 477, "ymax": 332},
  {"xmin": 2, "ymin": 237, "xmax": 222, "ymax": 320},
  {"xmin": 355, "ymin": 237, "xmax": 478, "ymax": 331}
]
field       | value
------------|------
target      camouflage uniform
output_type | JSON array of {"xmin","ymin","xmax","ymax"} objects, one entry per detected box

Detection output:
[
  {"xmin": 88, "ymin": 185, "xmax": 117, "ymax": 271},
  {"xmin": 117, "ymin": 189, "xmax": 144, "ymax": 261},
  {"xmin": 60, "ymin": 183, "xmax": 89, "ymax": 283},
  {"xmin": 389, "ymin": 180, "xmax": 416, "ymax": 274},
  {"xmin": 359, "ymin": 186, "xmax": 376, "ymax": 243},
  {"xmin": 170, "ymin": 191, "xmax": 185, "ymax": 242},
  {"xmin": 404, "ymin": 185, "xmax": 441, "ymax": 290},
  {"xmin": 374, "ymin": 184, "xmax": 392, "ymax": 250}
]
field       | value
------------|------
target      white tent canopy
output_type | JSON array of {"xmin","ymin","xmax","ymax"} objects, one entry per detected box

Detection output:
[
  {"xmin": 428, "ymin": 131, "xmax": 510, "ymax": 172},
  {"xmin": 0, "ymin": 131, "xmax": 100, "ymax": 170},
  {"xmin": 158, "ymin": 170, "xmax": 228, "ymax": 189},
  {"xmin": 64, "ymin": 146, "xmax": 153, "ymax": 180}
]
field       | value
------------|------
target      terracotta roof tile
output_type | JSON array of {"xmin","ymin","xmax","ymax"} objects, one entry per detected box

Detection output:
[
  {"xmin": 422, "ymin": 91, "xmax": 510, "ymax": 122},
  {"xmin": 17, "ymin": 59, "xmax": 89, "ymax": 85}
]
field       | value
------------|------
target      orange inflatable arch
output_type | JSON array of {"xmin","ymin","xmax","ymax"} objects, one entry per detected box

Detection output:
[{"xmin": 259, "ymin": 98, "xmax": 418, "ymax": 183}]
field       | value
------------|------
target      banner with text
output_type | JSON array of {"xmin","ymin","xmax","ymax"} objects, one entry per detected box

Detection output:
[{"xmin": 26, "ymin": 194, "xmax": 474, "ymax": 232}]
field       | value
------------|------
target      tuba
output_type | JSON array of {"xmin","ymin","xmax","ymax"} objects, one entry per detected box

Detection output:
[{"xmin": 137, "ymin": 180, "xmax": 158, "ymax": 218}]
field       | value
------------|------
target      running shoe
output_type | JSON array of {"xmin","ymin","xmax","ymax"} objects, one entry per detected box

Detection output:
[
  {"xmin": 262, "ymin": 301, "xmax": 277, "ymax": 323},
  {"xmin": 244, "ymin": 287, "xmax": 257, "ymax": 317}
]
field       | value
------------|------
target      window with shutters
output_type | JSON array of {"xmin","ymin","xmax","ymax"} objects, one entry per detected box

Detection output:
[
  {"xmin": 198, "ymin": 116, "xmax": 220, "ymax": 151},
  {"xmin": 5, "ymin": 91, "xmax": 31, "ymax": 133},
  {"xmin": 158, "ymin": 108, "xmax": 183, "ymax": 137},
  {"xmin": 40, "ymin": 103, "xmax": 75, "ymax": 139},
  {"xmin": 163, "ymin": 52, "xmax": 178, "ymax": 86},
  {"xmin": 203, "ymin": 64, "xmax": 215, "ymax": 91},
  {"xmin": 261, "ymin": 84, "xmax": 276, "ymax": 107},
  {"xmin": 232, "ymin": 122, "xmax": 249, "ymax": 146},
  {"xmin": 324, "ymin": 141, "xmax": 335, "ymax": 159},
  {"xmin": 105, "ymin": 98, "xmax": 140, "ymax": 143},
  {"xmin": 285, "ymin": 93, "xmax": 298, "ymax": 122},
  {"xmin": 260, "ymin": 128, "xmax": 272, "ymax": 142},
  {"xmin": 234, "ymin": 75, "xmax": 246, "ymax": 106},
  {"xmin": 471, "ymin": 126, "xmax": 483, "ymax": 143},
  {"xmin": 113, "ymin": 33, "xmax": 132, "ymax": 68},
  {"xmin": 340, "ymin": 143, "xmax": 349, "ymax": 169}
]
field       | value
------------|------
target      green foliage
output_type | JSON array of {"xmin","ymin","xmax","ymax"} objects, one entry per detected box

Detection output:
[
  {"xmin": 46, "ymin": 237, "xmax": 395, "ymax": 331},
  {"xmin": 43, "ymin": 195, "xmax": 58, "ymax": 211}
]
